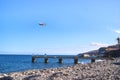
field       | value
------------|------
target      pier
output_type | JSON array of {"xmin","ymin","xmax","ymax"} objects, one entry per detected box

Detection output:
[{"xmin": 32, "ymin": 55, "xmax": 101, "ymax": 64}]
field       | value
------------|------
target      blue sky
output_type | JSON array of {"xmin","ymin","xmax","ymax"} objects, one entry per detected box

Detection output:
[{"xmin": 0, "ymin": 0, "xmax": 120, "ymax": 55}]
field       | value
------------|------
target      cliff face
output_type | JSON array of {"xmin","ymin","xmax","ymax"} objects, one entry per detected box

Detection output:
[
  {"xmin": 78, "ymin": 44, "xmax": 120, "ymax": 57},
  {"xmin": 104, "ymin": 49, "xmax": 120, "ymax": 58},
  {"xmin": 103, "ymin": 44, "xmax": 120, "ymax": 58}
]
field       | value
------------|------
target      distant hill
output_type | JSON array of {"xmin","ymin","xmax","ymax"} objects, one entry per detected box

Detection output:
[
  {"xmin": 78, "ymin": 50, "xmax": 99, "ymax": 56},
  {"xmin": 83, "ymin": 50, "xmax": 98, "ymax": 55},
  {"xmin": 78, "ymin": 44, "xmax": 120, "ymax": 57}
]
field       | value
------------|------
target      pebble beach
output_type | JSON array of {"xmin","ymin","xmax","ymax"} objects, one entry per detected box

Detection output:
[{"xmin": 0, "ymin": 58, "xmax": 120, "ymax": 80}]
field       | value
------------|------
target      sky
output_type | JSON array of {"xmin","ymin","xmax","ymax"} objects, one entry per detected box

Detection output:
[{"xmin": 0, "ymin": 0, "xmax": 120, "ymax": 55}]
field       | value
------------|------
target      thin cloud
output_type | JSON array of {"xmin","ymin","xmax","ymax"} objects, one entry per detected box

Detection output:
[
  {"xmin": 90, "ymin": 42, "xmax": 109, "ymax": 47},
  {"xmin": 114, "ymin": 30, "xmax": 120, "ymax": 34}
]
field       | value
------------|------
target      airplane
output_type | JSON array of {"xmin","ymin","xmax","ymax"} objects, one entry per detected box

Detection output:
[{"xmin": 39, "ymin": 22, "xmax": 46, "ymax": 26}]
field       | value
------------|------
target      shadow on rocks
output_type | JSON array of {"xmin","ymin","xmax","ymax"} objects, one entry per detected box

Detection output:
[
  {"xmin": 23, "ymin": 75, "xmax": 41, "ymax": 80},
  {"xmin": 0, "ymin": 76, "xmax": 13, "ymax": 80},
  {"xmin": 48, "ymin": 72, "xmax": 63, "ymax": 80},
  {"xmin": 113, "ymin": 62, "xmax": 120, "ymax": 65}
]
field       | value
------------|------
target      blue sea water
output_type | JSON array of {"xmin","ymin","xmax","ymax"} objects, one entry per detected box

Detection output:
[{"xmin": 0, "ymin": 54, "xmax": 91, "ymax": 73}]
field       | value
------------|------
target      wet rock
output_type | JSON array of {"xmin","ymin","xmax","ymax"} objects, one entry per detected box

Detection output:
[{"xmin": 0, "ymin": 76, "xmax": 13, "ymax": 80}]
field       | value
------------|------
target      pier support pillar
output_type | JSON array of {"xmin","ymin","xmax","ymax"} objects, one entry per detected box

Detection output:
[
  {"xmin": 44, "ymin": 57, "xmax": 48, "ymax": 63},
  {"xmin": 91, "ymin": 58, "xmax": 95, "ymax": 63},
  {"xmin": 58, "ymin": 57, "xmax": 62, "ymax": 64},
  {"xmin": 32, "ymin": 57, "xmax": 35, "ymax": 63},
  {"xmin": 74, "ymin": 57, "xmax": 78, "ymax": 64}
]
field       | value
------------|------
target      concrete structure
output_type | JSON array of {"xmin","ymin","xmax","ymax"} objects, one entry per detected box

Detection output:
[
  {"xmin": 31, "ymin": 55, "xmax": 102, "ymax": 64},
  {"xmin": 82, "ymin": 54, "xmax": 90, "ymax": 57}
]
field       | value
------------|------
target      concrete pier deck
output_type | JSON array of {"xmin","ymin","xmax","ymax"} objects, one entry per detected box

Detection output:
[{"xmin": 32, "ymin": 55, "xmax": 103, "ymax": 64}]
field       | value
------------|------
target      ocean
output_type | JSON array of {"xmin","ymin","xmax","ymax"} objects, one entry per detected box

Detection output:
[{"xmin": 0, "ymin": 54, "xmax": 91, "ymax": 73}]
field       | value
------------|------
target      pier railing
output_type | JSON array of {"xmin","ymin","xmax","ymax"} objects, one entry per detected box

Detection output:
[{"xmin": 32, "ymin": 55, "xmax": 103, "ymax": 64}]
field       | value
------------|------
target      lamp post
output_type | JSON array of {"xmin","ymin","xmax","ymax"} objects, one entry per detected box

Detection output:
[{"xmin": 117, "ymin": 37, "xmax": 120, "ymax": 49}]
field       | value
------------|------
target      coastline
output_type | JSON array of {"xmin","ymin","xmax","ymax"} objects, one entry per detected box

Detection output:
[{"xmin": 0, "ymin": 58, "xmax": 120, "ymax": 80}]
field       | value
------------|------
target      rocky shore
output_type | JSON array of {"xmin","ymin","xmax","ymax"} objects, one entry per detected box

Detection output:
[{"xmin": 0, "ymin": 58, "xmax": 120, "ymax": 80}]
